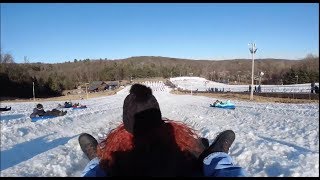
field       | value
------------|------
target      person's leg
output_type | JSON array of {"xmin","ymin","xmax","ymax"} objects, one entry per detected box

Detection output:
[
  {"xmin": 203, "ymin": 152, "xmax": 246, "ymax": 177},
  {"xmin": 52, "ymin": 109, "xmax": 60, "ymax": 116},
  {"xmin": 81, "ymin": 157, "xmax": 100, "ymax": 177},
  {"xmin": 79, "ymin": 133, "xmax": 107, "ymax": 177},
  {"xmin": 199, "ymin": 130, "xmax": 246, "ymax": 177},
  {"xmin": 44, "ymin": 110, "xmax": 53, "ymax": 116}
]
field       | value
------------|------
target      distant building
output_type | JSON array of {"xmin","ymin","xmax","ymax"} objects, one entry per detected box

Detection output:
[
  {"xmin": 105, "ymin": 81, "xmax": 119, "ymax": 90},
  {"xmin": 88, "ymin": 81, "xmax": 107, "ymax": 92}
]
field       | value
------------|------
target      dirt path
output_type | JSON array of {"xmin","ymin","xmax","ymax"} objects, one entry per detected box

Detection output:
[
  {"xmin": 170, "ymin": 90, "xmax": 319, "ymax": 104},
  {"xmin": 1, "ymin": 85, "xmax": 318, "ymax": 104}
]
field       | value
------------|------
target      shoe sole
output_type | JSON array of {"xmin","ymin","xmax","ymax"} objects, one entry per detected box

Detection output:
[
  {"xmin": 208, "ymin": 130, "xmax": 235, "ymax": 153},
  {"xmin": 198, "ymin": 130, "xmax": 235, "ymax": 161},
  {"xmin": 78, "ymin": 133, "xmax": 98, "ymax": 153},
  {"xmin": 201, "ymin": 137, "xmax": 209, "ymax": 148}
]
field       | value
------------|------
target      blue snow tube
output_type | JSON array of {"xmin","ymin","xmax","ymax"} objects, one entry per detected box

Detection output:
[
  {"xmin": 210, "ymin": 100, "xmax": 236, "ymax": 109},
  {"xmin": 31, "ymin": 115, "xmax": 57, "ymax": 122},
  {"xmin": 64, "ymin": 104, "xmax": 73, "ymax": 108}
]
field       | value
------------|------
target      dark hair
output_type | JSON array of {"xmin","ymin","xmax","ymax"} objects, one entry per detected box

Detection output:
[
  {"xmin": 97, "ymin": 121, "xmax": 205, "ymax": 176},
  {"xmin": 36, "ymin": 104, "xmax": 43, "ymax": 109}
]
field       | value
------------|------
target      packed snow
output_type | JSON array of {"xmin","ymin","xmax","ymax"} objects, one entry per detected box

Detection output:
[
  {"xmin": 170, "ymin": 76, "xmax": 319, "ymax": 93},
  {"xmin": 0, "ymin": 79, "xmax": 319, "ymax": 177}
]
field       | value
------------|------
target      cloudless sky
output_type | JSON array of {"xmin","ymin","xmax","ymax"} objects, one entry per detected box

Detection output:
[{"xmin": 1, "ymin": 3, "xmax": 319, "ymax": 63}]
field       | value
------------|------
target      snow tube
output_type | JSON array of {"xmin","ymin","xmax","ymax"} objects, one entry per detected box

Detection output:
[
  {"xmin": 210, "ymin": 101, "xmax": 235, "ymax": 109},
  {"xmin": 64, "ymin": 104, "xmax": 73, "ymax": 108},
  {"xmin": 72, "ymin": 105, "xmax": 87, "ymax": 110},
  {"xmin": 31, "ymin": 115, "xmax": 57, "ymax": 122},
  {"xmin": 0, "ymin": 107, "xmax": 11, "ymax": 111}
]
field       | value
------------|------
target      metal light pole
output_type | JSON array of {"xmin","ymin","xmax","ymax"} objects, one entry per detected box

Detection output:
[
  {"xmin": 249, "ymin": 43, "xmax": 257, "ymax": 100},
  {"xmin": 189, "ymin": 73, "xmax": 193, "ymax": 95},
  {"xmin": 85, "ymin": 83, "xmax": 89, "ymax": 99},
  {"xmin": 32, "ymin": 81, "xmax": 35, "ymax": 102}
]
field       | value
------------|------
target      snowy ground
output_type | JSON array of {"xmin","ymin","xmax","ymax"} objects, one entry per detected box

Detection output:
[
  {"xmin": 0, "ymin": 80, "xmax": 319, "ymax": 177},
  {"xmin": 170, "ymin": 76, "xmax": 319, "ymax": 93}
]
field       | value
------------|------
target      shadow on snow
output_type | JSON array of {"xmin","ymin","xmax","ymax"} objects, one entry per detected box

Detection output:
[
  {"xmin": 0, "ymin": 114, "xmax": 25, "ymax": 121},
  {"xmin": 0, "ymin": 133, "xmax": 78, "ymax": 171}
]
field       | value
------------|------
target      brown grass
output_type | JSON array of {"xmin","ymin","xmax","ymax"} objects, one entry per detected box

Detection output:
[
  {"xmin": 0, "ymin": 78, "xmax": 166, "ymax": 103},
  {"xmin": 170, "ymin": 90, "xmax": 319, "ymax": 104}
]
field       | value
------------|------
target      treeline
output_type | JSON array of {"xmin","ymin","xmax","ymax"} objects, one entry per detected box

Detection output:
[
  {"xmin": 262, "ymin": 55, "xmax": 319, "ymax": 85},
  {"xmin": 282, "ymin": 68, "xmax": 319, "ymax": 85},
  {"xmin": 0, "ymin": 55, "xmax": 318, "ymax": 98}
]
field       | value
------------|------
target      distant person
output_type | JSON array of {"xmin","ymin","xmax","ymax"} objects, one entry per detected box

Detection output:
[
  {"xmin": 30, "ymin": 103, "xmax": 67, "ymax": 118},
  {"xmin": 64, "ymin": 101, "xmax": 73, "ymax": 108},
  {"xmin": 73, "ymin": 103, "xmax": 80, "ymax": 107},
  {"xmin": 30, "ymin": 104, "xmax": 46, "ymax": 118},
  {"xmin": 79, "ymin": 84, "xmax": 246, "ymax": 177},
  {"xmin": 315, "ymin": 85, "xmax": 319, "ymax": 94},
  {"xmin": 258, "ymin": 85, "xmax": 261, "ymax": 93},
  {"xmin": 212, "ymin": 100, "xmax": 222, "ymax": 107},
  {"xmin": 311, "ymin": 82, "xmax": 315, "ymax": 94},
  {"xmin": 249, "ymin": 85, "xmax": 251, "ymax": 92},
  {"xmin": 0, "ymin": 106, "xmax": 12, "ymax": 112}
]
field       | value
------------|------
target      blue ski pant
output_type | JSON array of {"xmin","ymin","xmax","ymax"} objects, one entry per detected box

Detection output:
[{"xmin": 82, "ymin": 152, "xmax": 246, "ymax": 177}]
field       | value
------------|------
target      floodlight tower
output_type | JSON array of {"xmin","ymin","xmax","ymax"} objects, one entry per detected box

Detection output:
[
  {"xmin": 259, "ymin": 71, "xmax": 264, "ymax": 85},
  {"xmin": 248, "ymin": 43, "xmax": 257, "ymax": 100}
]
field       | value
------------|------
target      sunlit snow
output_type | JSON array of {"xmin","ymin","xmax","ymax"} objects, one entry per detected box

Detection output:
[{"xmin": 0, "ymin": 78, "xmax": 318, "ymax": 177}]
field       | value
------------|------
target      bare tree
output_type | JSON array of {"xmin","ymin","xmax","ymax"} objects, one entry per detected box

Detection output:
[
  {"xmin": 1, "ymin": 53, "xmax": 15, "ymax": 63},
  {"xmin": 0, "ymin": 48, "xmax": 3, "ymax": 63},
  {"xmin": 24, "ymin": 56, "xmax": 29, "ymax": 63},
  {"xmin": 305, "ymin": 53, "xmax": 316, "ymax": 60}
]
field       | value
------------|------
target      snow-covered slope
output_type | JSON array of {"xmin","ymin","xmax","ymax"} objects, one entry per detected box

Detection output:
[
  {"xmin": 170, "ymin": 76, "xmax": 319, "ymax": 93},
  {"xmin": 0, "ymin": 80, "xmax": 319, "ymax": 177}
]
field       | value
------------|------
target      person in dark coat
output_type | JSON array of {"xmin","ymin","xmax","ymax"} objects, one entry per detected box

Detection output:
[
  {"xmin": 311, "ymin": 82, "xmax": 315, "ymax": 93},
  {"xmin": 212, "ymin": 100, "xmax": 222, "ymax": 107},
  {"xmin": 0, "ymin": 106, "xmax": 11, "ymax": 111},
  {"xmin": 64, "ymin": 101, "xmax": 73, "ymax": 108},
  {"xmin": 30, "ymin": 103, "xmax": 66, "ymax": 118},
  {"xmin": 315, "ymin": 85, "xmax": 319, "ymax": 94},
  {"xmin": 30, "ymin": 104, "xmax": 46, "ymax": 118}
]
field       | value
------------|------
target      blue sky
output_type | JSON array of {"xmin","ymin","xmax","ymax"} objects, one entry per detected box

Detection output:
[{"xmin": 1, "ymin": 3, "xmax": 319, "ymax": 63}]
